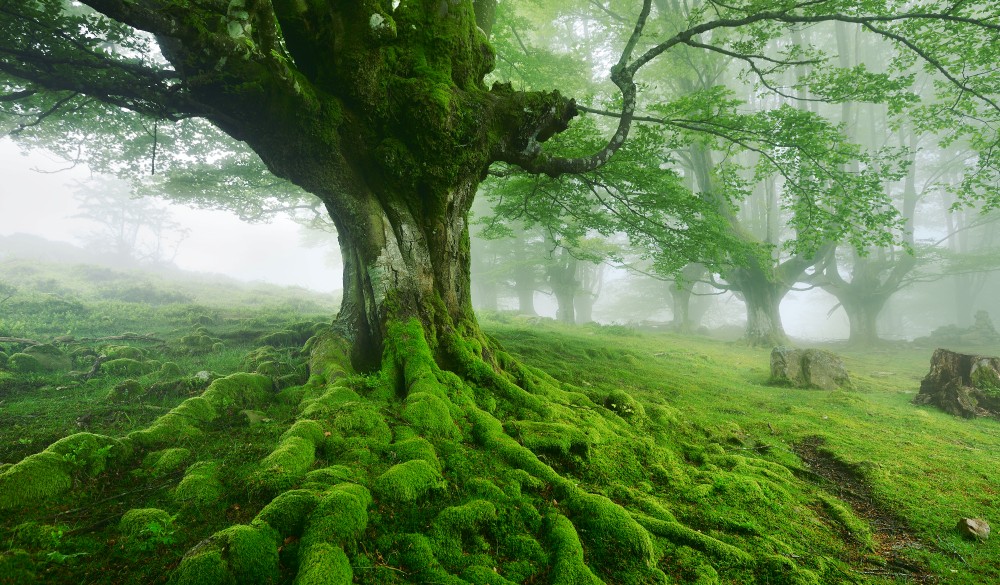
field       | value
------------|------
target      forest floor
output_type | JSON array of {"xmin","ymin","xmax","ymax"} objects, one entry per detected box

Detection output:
[{"xmin": 0, "ymin": 257, "xmax": 998, "ymax": 584}]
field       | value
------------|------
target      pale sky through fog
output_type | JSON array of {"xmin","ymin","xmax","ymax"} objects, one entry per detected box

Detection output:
[{"xmin": 0, "ymin": 139, "xmax": 341, "ymax": 292}]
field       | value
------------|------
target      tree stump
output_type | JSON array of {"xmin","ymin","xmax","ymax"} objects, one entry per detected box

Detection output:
[{"xmin": 913, "ymin": 349, "xmax": 1000, "ymax": 418}]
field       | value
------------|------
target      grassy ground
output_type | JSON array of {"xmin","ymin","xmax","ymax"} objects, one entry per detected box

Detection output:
[
  {"xmin": 487, "ymin": 316, "xmax": 1000, "ymax": 584},
  {"xmin": 1, "ymin": 261, "xmax": 998, "ymax": 584}
]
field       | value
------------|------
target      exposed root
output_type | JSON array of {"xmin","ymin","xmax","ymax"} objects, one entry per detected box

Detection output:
[{"xmin": 1, "ymin": 320, "xmax": 900, "ymax": 584}]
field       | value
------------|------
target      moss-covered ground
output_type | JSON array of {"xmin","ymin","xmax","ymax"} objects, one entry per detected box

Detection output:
[{"xmin": 1, "ymin": 262, "xmax": 998, "ymax": 584}]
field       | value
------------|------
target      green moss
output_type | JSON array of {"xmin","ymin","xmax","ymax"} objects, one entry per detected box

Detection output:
[
  {"xmin": 0, "ymin": 451, "xmax": 71, "ymax": 510},
  {"xmin": 219, "ymin": 524, "xmax": 281, "ymax": 584},
  {"xmin": 506, "ymin": 421, "xmax": 591, "ymax": 460},
  {"xmin": 103, "ymin": 345, "xmax": 146, "ymax": 360},
  {"xmin": 756, "ymin": 554, "xmax": 820, "ymax": 585},
  {"xmin": 301, "ymin": 484, "xmax": 371, "ymax": 546},
  {"xmin": 129, "ymin": 396, "xmax": 216, "ymax": 447},
  {"xmin": 175, "ymin": 460, "xmax": 223, "ymax": 509},
  {"xmin": 564, "ymin": 492, "xmax": 655, "ymax": 577},
  {"xmin": 0, "ymin": 549, "xmax": 35, "ymax": 584},
  {"xmin": 302, "ymin": 465, "xmax": 354, "ymax": 488},
  {"xmin": 373, "ymin": 459, "xmax": 443, "ymax": 504},
  {"xmin": 462, "ymin": 565, "xmax": 519, "ymax": 585},
  {"xmin": 143, "ymin": 448, "xmax": 192, "ymax": 477},
  {"xmin": 329, "ymin": 406, "xmax": 392, "ymax": 447},
  {"xmin": 282, "ymin": 419, "xmax": 327, "ymax": 445},
  {"xmin": 255, "ymin": 436, "xmax": 316, "ymax": 493},
  {"xmin": 816, "ymin": 493, "xmax": 874, "ymax": 551},
  {"xmin": 387, "ymin": 437, "xmax": 441, "ymax": 471},
  {"xmin": 7, "ymin": 352, "xmax": 42, "ymax": 373},
  {"xmin": 23, "ymin": 343, "xmax": 71, "ymax": 370},
  {"xmin": 634, "ymin": 514, "xmax": 753, "ymax": 567},
  {"xmin": 254, "ymin": 489, "xmax": 318, "ymax": 537},
  {"xmin": 107, "ymin": 378, "xmax": 145, "ymax": 403},
  {"xmin": 101, "ymin": 358, "xmax": 149, "ymax": 376},
  {"xmin": 306, "ymin": 332, "xmax": 353, "ymax": 384},
  {"xmin": 159, "ymin": 361, "xmax": 183, "ymax": 378},
  {"xmin": 119, "ymin": 507, "xmax": 173, "ymax": 546},
  {"xmin": 431, "ymin": 499, "xmax": 497, "ymax": 566},
  {"xmin": 201, "ymin": 372, "xmax": 274, "ymax": 412},
  {"xmin": 294, "ymin": 542, "xmax": 352, "ymax": 585},
  {"xmin": 403, "ymin": 391, "xmax": 459, "ymax": 439},
  {"xmin": 171, "ymin": 549, "xmax": 235, "ymax": 585},
  {"xmin": 544, "ymin": 512, "xmax": 604, "ymax": 585}
]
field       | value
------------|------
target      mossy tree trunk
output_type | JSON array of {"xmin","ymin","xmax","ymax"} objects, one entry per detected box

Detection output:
[{"xmin": 137, "ymin": 1, "xmax": 578, "ymax": 368}]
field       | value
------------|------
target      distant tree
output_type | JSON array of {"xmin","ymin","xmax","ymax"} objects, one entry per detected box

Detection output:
[{"xmin": 73, "ymin": 177, "xmax": 189, "ymax": 266}]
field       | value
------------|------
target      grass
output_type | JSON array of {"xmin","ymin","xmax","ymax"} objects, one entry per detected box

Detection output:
[
  {"xmin": 487, "ymin": 316, "xmax": 1000, "ymax": 583},
  {"xmin": 1, "ymin": 258, "xmax": 999, "ymax": 584}
]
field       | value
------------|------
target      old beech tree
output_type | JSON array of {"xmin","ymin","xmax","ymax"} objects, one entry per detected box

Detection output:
[{"xmin": 2, "ymin": 1, "xmax": 1000, "ymax": 581}]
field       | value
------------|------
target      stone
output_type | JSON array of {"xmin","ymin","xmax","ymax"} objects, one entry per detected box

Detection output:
[
  {"xmin": 956, "ymin": 518, "xmax": 990, "ymax": 541},
  {"xmin": 770, "ymin": 347, "xmax": 851, "ymax": 391}
]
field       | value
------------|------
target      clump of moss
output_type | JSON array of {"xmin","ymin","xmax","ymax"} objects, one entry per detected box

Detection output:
[
  {"xmin": 101, "ymin": 358, "xmax": 149, "ymax": 377},
  {"xmin": 544, "ymin": 512, "xmax": 603, "ymax": 585},
  {"xmin": 7, "ymin": 353, "xmax": 42, "ymax": 373},
  {"xmin": 175, "ymin": 460, "xmax": 223, "ymax": 509},
  {"xmin": 254, "ymin": 436, "xmax": 316, "ymax": 493},
  {"xmin": 128, "ymin": 396, "xmax": 216, "ymax": 447},
  {"xmin": 201, "ymin": 373, "xmax": 274, "ymax": 413},
  {"xmin": 171, "ymin": 524, "xmax": 280, "ymax": 585},
  {"xmin": 294, "ymin": 541, "xmax": 352, "ymax": 585},
  {"xmin": 374, "ymin": 459, "xmax": 444, "ymax": 504},
  {"xmin": 0, "ymin": 350, "xmax": 7, "ymax": 369},
  {"xmin": 0, "ymin": 549, "xmax": 35, "ymax": 584},
  {"xmin": 302, "ymin": 465, "xmax": 354, "ymax": 489},
  {"xmin": 386, "ymin": 436, "xmax": 441, "ymax": 471},
  {"xmin": 119, "ymin": 508, "xmax": 175, "ymax": 551},
  {"xmin": 301, "ymin": 483, "xmax": 371, "ymax": 546},
  {"xmin": 143, "ymin": 448, "xmax": 192, "ymax": 477},
  {"xmin": 107, "ymin": 378, "xmax": 145, "ymax": 403},
  {"xmin": 253, "ymin": 489, "xmax": 318, "ymax": 537},
  {"xmin": 506, "ymin": 421, "xmax": 591, "ymax": 461},
  {"xmin": 563, "ymin": 492, "xmax": 657, "ymax": 579},
  {"xmin": 0, "ymin": 432, "xmax": 129, "ymax": 510},
  {"xmin": 23, "ymin": 343, "xmax": 71, "ymax": 371},
  {"xmin": 103, "ymin": 345, "xmax": 146, "ymax": 361},
  {"xmin": 430, "ymin": 499, "xmax": 497, "ymax": 567},
  {"xmin": 159, "ymin": 361, "xmax": 183, "ymax": 379}
]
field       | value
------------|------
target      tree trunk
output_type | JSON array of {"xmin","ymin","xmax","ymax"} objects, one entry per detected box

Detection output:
[
  {"xmin": 842, "ymin": 296, "xmax": 887, "ymax": 346},
  {"xmin": 548, "ymin": 250, "xmax": 578, "ymax": 325},
  {"xmin": 575, "ymin": 293, "xmax": 595, "ymax": 324},
  {"xmin": 669, "ymin": 284, "xmax": 695, "ymax": 332},
  {"xmin": 728, "ymin": 264, "xmax": 789, "ymax": 346},
  {"xmin": 513, "ymin": 265, "xmax": 538, "ymax": 316}
]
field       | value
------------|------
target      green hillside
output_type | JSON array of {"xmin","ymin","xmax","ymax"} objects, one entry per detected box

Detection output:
[{"xmin": 0, "ymin": 260, "xmax": 997, "ymax": 584}]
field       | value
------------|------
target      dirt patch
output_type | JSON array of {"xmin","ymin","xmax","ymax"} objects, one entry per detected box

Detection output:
[{"xmin": 794, "ymin": 436, "xmax": 936, "ymax": 583}]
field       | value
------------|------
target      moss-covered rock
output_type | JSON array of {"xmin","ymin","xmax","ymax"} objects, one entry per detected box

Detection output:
[
  {"xmin": 103, "ymin": 345, "xmax": 146, "ymax": 361},
  {"xmin": 107, "ymin": 378, "xmax": 145, "ymax": 403},
  {"xmin": 175, "ymin": 460, "xmax": 223, "ymax": 509},
  {"xmin": 23, "ymin": 343, "xmax": 71, "ymax": 371},
  {"xmin": 373, "ymin": 459, "xmax": 444, "ymax": 504},
  {"xmin": 159, "ymin": 361, "xmax": 183, "ymax": 379},
  {"xmin": 254, "ymin": 489, "xmax": 318, "ymax": 537},
  {"xmin": 255, "ymin": 436, "xmax": 316, "ymax": 493},
  {"xmin": 7, "ymin": 352, "xmax": 42, "ymax": 373},
  {"xmin": 0, "ymin": 432, "xmax": 129, "ymax": 510},
  {"xmin": 119, "ymin": 507, "xmax": 174, "ymax": 550},
  {"xmin": 143, "ymin": 448, "xmax": 192, "ymax": 477},
  {"xmin": 293, "ymin": 542, "xmax": 352, "ymax": 585},
  {"xmin": 101, "ymin": 358, "xmax": 149, "ymax": 377}
]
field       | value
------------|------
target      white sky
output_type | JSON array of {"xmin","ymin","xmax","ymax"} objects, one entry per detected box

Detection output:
[{"xmin": 0, "ymin": 140, "xmax": 341, "ymax": 292}]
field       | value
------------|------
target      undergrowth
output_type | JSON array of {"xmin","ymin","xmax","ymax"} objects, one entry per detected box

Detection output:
[{"xmin": 1, "ymin": 264, "xmax": 998, "ymax": 584}]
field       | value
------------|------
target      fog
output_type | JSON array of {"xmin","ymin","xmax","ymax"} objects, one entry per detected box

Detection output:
[{"xmin": 0, "ymin": 140, "xmax": 340, "ymax": 292}]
